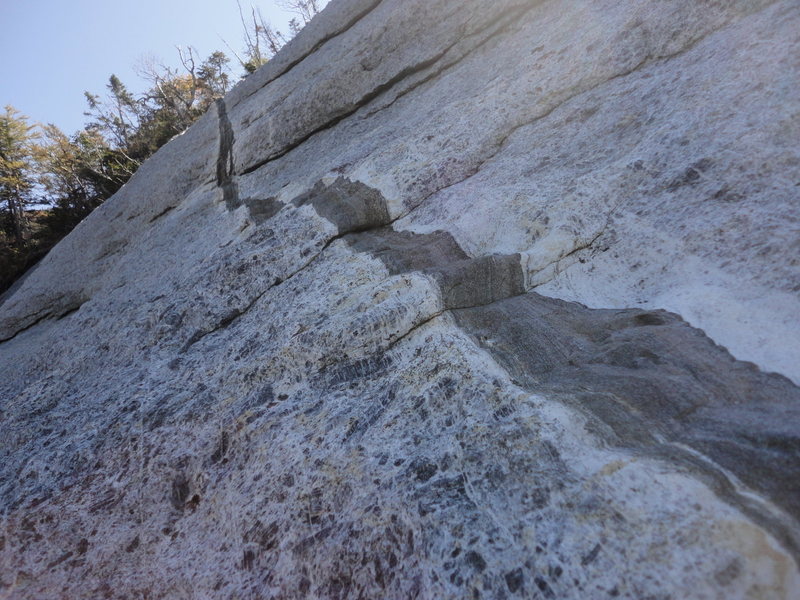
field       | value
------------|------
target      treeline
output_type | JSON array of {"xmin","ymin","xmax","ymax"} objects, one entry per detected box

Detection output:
[{"xmin": 0, "ymin": 1, "xmax": 322, "ymax": 294}]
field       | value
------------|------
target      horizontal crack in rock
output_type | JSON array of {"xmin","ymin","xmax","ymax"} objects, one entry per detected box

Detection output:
[
  {"xmin": 238, "ymin": 3, "xmax": 536, "ymax": 176},
  {"xmin": 361, "ymin": 2, "xmax": 539, "ymax": 120},
  {"xmin": 0, "ymin": 301, "xmax": 85, "ymax": 345},
  {"xmin": 391, "ymin": 3, "xmax": 781, "ymax": 223},
  {"xmin": 230, "ymin": 0, "xmax": 385, "ymax": 109}
]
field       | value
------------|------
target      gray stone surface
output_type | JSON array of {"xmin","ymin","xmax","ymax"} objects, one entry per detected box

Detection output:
[{"xmin": 1, "ymin": 0, "xmax": 799, "ymax": 598}]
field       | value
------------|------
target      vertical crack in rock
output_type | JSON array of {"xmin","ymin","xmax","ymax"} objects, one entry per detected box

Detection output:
[{"xmin": 215, "ymin": 98, "xmax": 239, "ymax": 209}]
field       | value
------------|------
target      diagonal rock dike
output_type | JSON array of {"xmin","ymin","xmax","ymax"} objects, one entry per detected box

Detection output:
[{"xmin": 247, "ymin": 177, "xmax": 800, "ymax": 563}]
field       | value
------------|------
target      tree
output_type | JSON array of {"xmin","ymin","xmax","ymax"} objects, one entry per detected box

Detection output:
[
  {"xmin": 0, "ymin": 106, "xmax": 37, "ymax": 246},
  {"xmin": 137, "ymin": 47, "xmax": 232, "ymax": 131},
  {"xmin": 83, "ymin": 48, "xmax": 232, "ymax": 176},
  {"xmin": 228, "ymin": 1, "xmax": 326, "ymax": 74},
  {"xmin": 280, "ymin": 0, "xmax": 323, "ymax": 28},
  {"xmin": 231, "ymin": 1, "xmax": 289, "ymax": 74},
  {"xmin": 34, "ymin": 125, "xmax": 128, "ymax": 235},
  {"xmin": 198, "ymin": 51, "xmax": 232, "ymax": 100},
  {"xmin": 84, "ymin": 75, "xmax": 141, "ymax": 151}
]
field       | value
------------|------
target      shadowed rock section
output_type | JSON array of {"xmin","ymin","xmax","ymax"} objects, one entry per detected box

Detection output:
[
  {"xmin": 293, "ymin": 178, "xmax": 392, "ymax": 234},
  {"xmin": 454, "ymin": 296, "xmax": 800, "ymax": 557},
  {"xmin": 347, "ymin": 229, "xmax": 525, "ymax": 310},
  {"xmin": 322, "ymin": 184, "xmax": 800, "ymax": 561}
]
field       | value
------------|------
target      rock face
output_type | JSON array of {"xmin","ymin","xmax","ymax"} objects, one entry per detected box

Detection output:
[{"xmin": 1, "ymin": 0, "xmax": 799, "ymax": 598}]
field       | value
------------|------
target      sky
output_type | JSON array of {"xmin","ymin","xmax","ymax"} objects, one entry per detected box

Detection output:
[{"xmin": 0, "ymin": 0, "xmax": 309, "ymax": 134}]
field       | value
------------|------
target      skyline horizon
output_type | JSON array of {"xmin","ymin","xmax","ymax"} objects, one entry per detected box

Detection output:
[{"xmin": 0, "ymin": 0, "xmax": 317, "ymax": 136}]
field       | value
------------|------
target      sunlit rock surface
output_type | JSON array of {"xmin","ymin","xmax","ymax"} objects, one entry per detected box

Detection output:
[{"xmin": 1, "ymin": 0, "xmax": 799, "ymax": 598}]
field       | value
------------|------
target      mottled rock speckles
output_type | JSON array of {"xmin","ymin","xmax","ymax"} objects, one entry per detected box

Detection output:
[{"xmin": 2, "ymin": 0, "xmax": 799, "ymax": 598}]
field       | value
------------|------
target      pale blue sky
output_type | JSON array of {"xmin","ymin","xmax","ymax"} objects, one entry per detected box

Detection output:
[{"xmin": 0, "ymin": 0, "xmax": 308, "ymax": 134}]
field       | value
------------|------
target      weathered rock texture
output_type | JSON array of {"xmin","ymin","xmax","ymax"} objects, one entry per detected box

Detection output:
[{"xmin": 1, "ymin": 0, "xmax": 799, "ymax": 598}]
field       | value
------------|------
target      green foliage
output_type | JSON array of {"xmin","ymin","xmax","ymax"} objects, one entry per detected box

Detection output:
[
  {"xmin": 34, "ymin": 125, "xmax": 126, "ymax": 235},
  {"xmin": 0, "ymin": 105, "xmax": 37, "ymax": 245},
  {"xmin": 86, "ymin": 48, "xmax": 233, "ymax": 165},
  {"xmin": 0, "ymin": 106, "xmax": 42, "ymax": 291}
]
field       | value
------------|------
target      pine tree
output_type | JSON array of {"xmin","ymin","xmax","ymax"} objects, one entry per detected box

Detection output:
[{"xmin": 0, "ymin": 105, "xmax": 37, "ymax": 247}]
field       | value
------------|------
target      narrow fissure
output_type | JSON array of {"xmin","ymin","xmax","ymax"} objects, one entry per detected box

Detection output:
[{"xmin": 215, "ymin": 99, "xmax": 240, "ymax": 210}]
